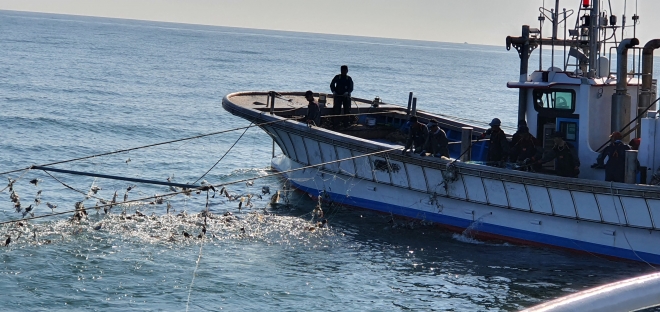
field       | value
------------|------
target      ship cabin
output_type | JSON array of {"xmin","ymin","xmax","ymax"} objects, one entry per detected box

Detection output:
[{"xmin": 505, "ymin": 0, "xmax": 660, "ymax": 184}]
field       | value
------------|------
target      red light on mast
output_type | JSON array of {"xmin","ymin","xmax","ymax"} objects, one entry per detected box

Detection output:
[{"xmin": 582, "ymin": 0, "xmax": 590, "ymax": 7}]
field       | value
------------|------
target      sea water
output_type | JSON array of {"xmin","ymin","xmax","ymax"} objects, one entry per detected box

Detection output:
[{"xmin": 0, "ymin": 11, "xmax": 658, "ymax": 311}]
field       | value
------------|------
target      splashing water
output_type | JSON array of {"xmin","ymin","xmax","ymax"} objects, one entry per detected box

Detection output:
[{"xmin": 452, "ymin": 212, "xmax": 492, "ymax": 244}]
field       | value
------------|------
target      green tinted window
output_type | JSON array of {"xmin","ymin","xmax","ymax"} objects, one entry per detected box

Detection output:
[{"xmin": 533, "ymin": 90, "xmax": 575, "ymax": 112}]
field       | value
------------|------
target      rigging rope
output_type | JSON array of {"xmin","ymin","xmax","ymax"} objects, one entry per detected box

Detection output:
[
  {"xmin": 609, "ymin": 181, "xmax": 656, "ymax": 269},
  {"xmin": 595, "ymin": 96, "xmax": 660, "ymax": 152},
  {"xmin": 185, "ymin": 240, "xmax": 204, "ymax": 312},
  {"xmin": 192, "ymin": 122, "xmax": 252, "ymax": 185},
  {"xmin": 0, "ymin": 110, "xmax": 416, "ymax": 178},
  {"xmin": 0, "ymin": 168, "xmax": 31, "ymax": 194},
  {"xmin": 0, "ymin": 117, "xmax": 303, "ymax": 177}
]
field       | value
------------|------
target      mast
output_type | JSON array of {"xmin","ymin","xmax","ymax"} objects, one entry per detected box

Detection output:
[
  {"xmin": 518, "ymin": 25, "xmax": 531, "ymax": 123},
  {"xmin": 588, "ymin": 0, "xmax": 599, "ymax": 73}
]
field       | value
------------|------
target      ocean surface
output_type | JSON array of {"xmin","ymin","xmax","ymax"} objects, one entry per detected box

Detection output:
[{"xmin": 1, "ymin": 10, "xmax": 659, "ymax": 311}]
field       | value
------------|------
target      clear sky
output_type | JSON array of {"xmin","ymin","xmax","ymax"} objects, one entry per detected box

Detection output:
[{"xmin": 1, "ymin": 0, "xmax": 658, "ymax": 46}]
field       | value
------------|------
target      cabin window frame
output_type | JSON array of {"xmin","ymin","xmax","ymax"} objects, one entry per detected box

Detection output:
[{"xmin": 532, "ymin": 89, "xmax": 576, "ymax": 114}]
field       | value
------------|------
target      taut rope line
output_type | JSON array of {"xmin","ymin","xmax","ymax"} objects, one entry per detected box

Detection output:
[
  {"xmin": 0, "ymin": 147, "xmax": 399, "ymax": 225},
  {"xmin": 0, "ymin": 117, "xmax": 303, "ymax": 177}
]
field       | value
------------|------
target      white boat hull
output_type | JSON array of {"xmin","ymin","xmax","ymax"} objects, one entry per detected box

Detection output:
[{"xmin": 272, "ymin": 155, "xmax": 660, "ymax": 264}]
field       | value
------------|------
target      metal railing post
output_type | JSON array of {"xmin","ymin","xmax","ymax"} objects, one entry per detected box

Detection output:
[
  {"xmin": 411, "ymin": 97, "xmax": 417, "ymax": 116},
  {"xmin": 460, "ymin": 127, "xmax": 473, "ymax": 161},
  {"xmin": 625, "ymin": 150, "xmax": 638, "ymax": 184}
]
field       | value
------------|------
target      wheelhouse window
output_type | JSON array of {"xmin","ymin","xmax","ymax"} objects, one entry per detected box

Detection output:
[{"xmin": 533, "ymin": 89, "xmax": 576, "ymax": 113}]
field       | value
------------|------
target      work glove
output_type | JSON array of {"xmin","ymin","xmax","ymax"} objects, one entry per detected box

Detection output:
[{"xmin": 523, "ymin": 158, "xmax": 531, "ymax": 165}]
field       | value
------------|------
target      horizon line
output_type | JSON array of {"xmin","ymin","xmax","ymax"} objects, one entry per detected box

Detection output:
[{"xmin": 0, "ymin": 9, "xmax": 502, "ymax": 48}]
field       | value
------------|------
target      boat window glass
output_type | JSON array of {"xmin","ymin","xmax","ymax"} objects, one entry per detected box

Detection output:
[
  {"xmin": 560, "ymin": 122, "xmax": 578, "ymax": 141},
  {"xmin": 533, "ymin": 89, "xmax": 575, "ymax": 113}
]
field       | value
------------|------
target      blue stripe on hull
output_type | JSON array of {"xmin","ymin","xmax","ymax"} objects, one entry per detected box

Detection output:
[{"xmin": 289, "ymin": 178, "xmax": 660, "ymax": 264}]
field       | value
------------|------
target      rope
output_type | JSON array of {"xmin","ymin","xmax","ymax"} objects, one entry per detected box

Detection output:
[
  {"xmin": 192, "ymin": 122, "xmax": 252, "ymax": 184},
  {"xmin": 0, "ymin": 168, "xmax": 31, "ymax": 194},
  {"xmin": 0, "ymin": 147, "xmax": 399, "ymax": 225},
  {"xmin": 595, "ymin": 96, "xmax": 660, "ymax": 152},
  {"xmin": 185, "ymin": 242, "xmax": 204, "ymax": 312},
  {"xmin": 451, "ymin": 139, "xmax": 487, "ymax": 164},
  {"xmin": 0, "ymin": 117, "xmax": 303, "ymax": 177},
  {"xmin": 0, "ymin": 110, "xmax": 401, "ymax": 178},
  {"xmin": 42, "ymin": 171, "xmax": 105, "ymax": 201},
  {"xmin": 609, "ymin": 181, "xmax": 656, "ymax": 269}
]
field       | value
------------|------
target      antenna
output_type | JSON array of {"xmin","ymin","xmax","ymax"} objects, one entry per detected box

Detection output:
[
  {"xmin": 632, "ymin": 0, "xmax": 639, "ymax": 38},
  {"xmin": 621, "ymin": 0, "xmax": 627, "ymax": 39}
]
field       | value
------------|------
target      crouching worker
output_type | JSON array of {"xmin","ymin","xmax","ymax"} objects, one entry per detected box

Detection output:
[
  {"xmin": 419, "ymin": 120, "xmax": 449, "ymax": 158},
  {"xmin": 539, "ymin": 132, "xmax": 580, "ymax": 178},
  {"xmin": 302, "ymin": 90, "xmax": 320, "ymax": 126},
  {"xmin": 402, "ymin": 116, "xmax": 429, "ymax": 155},
  {"xmin": 510, "ymin": 126, "xmax": 542, "ymax": 171}
]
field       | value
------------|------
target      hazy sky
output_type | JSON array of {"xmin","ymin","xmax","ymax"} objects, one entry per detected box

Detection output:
[{"xmin": 1, "ymin": 0, "xmax": 658, "ymax": 46}]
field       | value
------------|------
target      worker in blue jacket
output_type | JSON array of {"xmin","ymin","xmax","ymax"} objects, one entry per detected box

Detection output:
[{"xmin": 330, "ymin": 65, "xmax": 354, "ymax": 129}]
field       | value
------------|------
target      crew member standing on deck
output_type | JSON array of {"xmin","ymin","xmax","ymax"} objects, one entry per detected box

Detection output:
[
  {"xmin": 330, "ymin": 65, "xmax": 354, "ymax": 129},
  {"xmin": 481, "ymin": 118, "xmax": 509, "ymax": 167},
  {"xmin": 592, "ymin": 131, "xmax": 631, "ymax": 182}
]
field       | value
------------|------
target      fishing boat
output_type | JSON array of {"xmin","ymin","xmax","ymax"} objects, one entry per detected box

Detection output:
[{"xmin": 223, "ymin": 0, "xmax": 660, "ymax": 263}]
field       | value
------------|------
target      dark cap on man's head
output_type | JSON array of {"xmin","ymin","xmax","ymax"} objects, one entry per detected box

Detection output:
[
  {"xmin": 519, "ymin": 126, "xmax": 529, "ymax": 134},
  {"xmin": 305, "ymin": 90, "xmax": 313, "ymax": 98}
]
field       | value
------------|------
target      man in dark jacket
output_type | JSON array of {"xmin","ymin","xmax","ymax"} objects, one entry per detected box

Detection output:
[
  {"xmin": 402, "ymin": 116, "xmax": 429, "ymax": 154},
  {"xmin": 302, "ymin": 90, "xmax": 320, "ymax": 126},
  {"xmin": 510, "ymin": 119, "xmax": 528, "ymax": 148},
  {"xmin": 330, "ymin": 65, "xmax": 354, "ymax": 129},
  {"xmin": 420, "ymin": 120, "xmax": 449, "ymax": 158},
  {"xmin": 510, "ymin": 126, "xmax": 542, "ymax": 169},
  {"xmin": 481, "ymin": 118, "xmax": 509, "ymax": 166},
  {"xmin": 540, "ymin": 132, "xmax": 580, "ymax": 178},
  {"xmin": 593, "ymin": 131, "xmax": 631, "ymax": 182}
]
